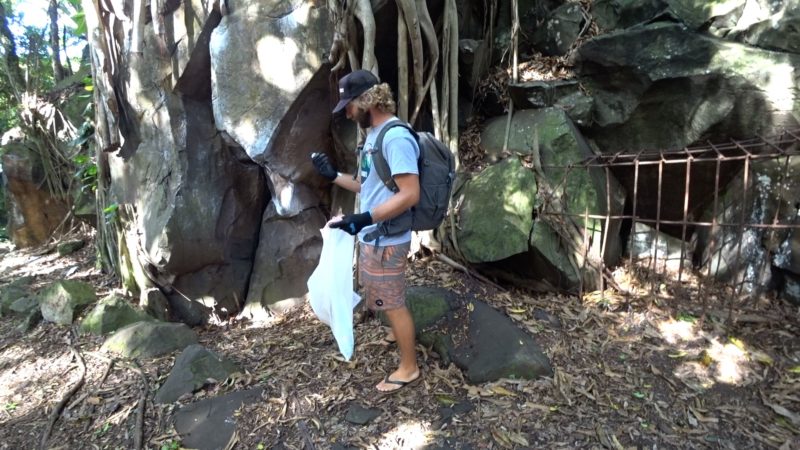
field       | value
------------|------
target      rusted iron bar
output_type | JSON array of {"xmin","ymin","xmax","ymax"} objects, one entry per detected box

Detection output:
[{"xmin": 537, "ymin": 212, "xmax": 800, "ymax": 229}]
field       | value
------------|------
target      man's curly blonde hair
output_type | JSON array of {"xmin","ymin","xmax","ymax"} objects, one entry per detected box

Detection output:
[{"xmin": 353, "ymin": 83, "xmax": 396, "ymax": 114}]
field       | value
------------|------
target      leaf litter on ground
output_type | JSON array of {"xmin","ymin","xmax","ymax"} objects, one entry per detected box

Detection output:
[{"xmin": 0, "ymin": 233, "xmax": 798, "ymax": 448}]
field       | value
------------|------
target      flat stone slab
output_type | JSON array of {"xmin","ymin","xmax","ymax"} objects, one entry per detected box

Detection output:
[
  {"xmin": 155, "ymin": 344, "xmax": 240, "ymax": 404},
  {"xmin": 173, "ymin": 388, "xmax": 263, "ymax": 450},
  {"xmin": 452, "ymin": 300, "xmax": 553, "ymax": 383}
]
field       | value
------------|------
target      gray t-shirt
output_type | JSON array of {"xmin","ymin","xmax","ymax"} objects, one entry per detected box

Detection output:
[{"xmin": 358, "ymin": 118, "xmax": 420, "ymax": 245}]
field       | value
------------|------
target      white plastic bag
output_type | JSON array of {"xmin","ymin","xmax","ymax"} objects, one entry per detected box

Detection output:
[{"xmin": 307, "ymin": 226, "xmax": 361, "ymax": 360}]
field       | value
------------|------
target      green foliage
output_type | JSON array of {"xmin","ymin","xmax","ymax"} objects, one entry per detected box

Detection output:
[{"xmin": 160, "ymin": 440, "xmax": 181, "ymax": 450}]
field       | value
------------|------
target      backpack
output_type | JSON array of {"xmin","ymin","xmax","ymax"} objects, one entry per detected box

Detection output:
[{"xmin": 363, "ymin": 122, "xmax": 456, "ymax": 242}]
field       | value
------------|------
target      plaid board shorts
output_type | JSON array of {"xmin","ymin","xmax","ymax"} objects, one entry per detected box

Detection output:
[{"xmin": 358, "ymin": 241, "xmax": 411, "ymax": 311}]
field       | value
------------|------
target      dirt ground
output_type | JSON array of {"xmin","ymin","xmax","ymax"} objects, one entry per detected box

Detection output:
[{"xmin": 1, "ymin": 233, "xmax": 799, "ymax": 449}]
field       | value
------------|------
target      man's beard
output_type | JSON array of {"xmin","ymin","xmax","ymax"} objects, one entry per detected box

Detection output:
[{"xmin": 355, "ymin": 108, "xmax": 372, "ymax": 128}]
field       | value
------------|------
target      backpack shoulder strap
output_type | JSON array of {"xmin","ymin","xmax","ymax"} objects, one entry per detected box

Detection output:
[{"xmin": 372, "ymin": 121, "xmax": 416, "ymax": 193}]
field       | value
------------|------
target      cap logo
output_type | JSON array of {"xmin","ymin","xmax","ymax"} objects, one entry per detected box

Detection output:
[{"xmin": 339, "ymin": 88, "xmax": 345, "ymax": 94}]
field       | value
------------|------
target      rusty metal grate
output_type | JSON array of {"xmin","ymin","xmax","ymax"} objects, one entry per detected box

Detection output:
[{"xmin": 537, "ymin": 128, "xmax": 800, "ymax": 308}]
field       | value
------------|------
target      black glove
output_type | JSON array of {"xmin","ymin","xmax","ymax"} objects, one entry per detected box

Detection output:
[
  {"xmin": 311, "ymin": 152, "xmax": 338, "ymax": 181},
  {"xmin": 329, "ymin": 212, "xmax": 373, "ymax": 235}
]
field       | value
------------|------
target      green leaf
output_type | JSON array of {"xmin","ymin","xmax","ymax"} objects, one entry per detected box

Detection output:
[
  {"xmin": 677, "ymin": 312, "xmax": 697, "ymax": 323},
  {"xmin": 632, "ymin": 391, "xmax": 646, "ymax": 399}
]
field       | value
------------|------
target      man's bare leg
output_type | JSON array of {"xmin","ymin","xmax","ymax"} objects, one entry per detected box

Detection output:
[{"xmin": 376, "ymin": 306, "xmax": 419, "ymax": 391}]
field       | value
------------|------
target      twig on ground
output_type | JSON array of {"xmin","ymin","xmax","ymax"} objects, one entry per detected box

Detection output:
[
  {"xmin": 131, "ymin": 360, "xmax": 147, "ymax": 450},
  {"xmin": 40, "ymin": 346, "xmax": 86, "ymax": 450},
  {"xmin": 436, "ymin": 253, "xmax": 506, "ymax": 291}
]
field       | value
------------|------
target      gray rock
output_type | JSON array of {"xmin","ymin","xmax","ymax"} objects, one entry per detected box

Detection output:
[
  {"xmin": 666, "ymin": 0, "xmax": 748, "ymax": 31},
  {"xmin": 782, "ymin": 272, "xmax": 800, "ymax": 306},
  {"xmin": 0, "ymin": 276, "xmax": 33, "ymax": 317},
  {"xmin": 344, "ymin": 403, "xmax": 382, "ymax": 425},
  {"xmin": 101, "ymin": 7, "xmax": 266, "ymax": 326},
  {"xmin": 508, "ymin": 80, "xmax": 582, "ymax": 110},
  {"xmin": 80, "ymin": 294, "xmax": 154, "ymax": 335},
  {"xmin": 533, "ymin": 2, "xmax": 584, "ymax": 56},
  {"xmin": 16, "ymin": 308, "xmax": 42, "ymax": 333},
  {"xmin": 155, "ymin": 344, "xmax": 239, "ymax": 404},
  {"xmin": 174, "ymin": 388, "xmax": 263, "ymax": 450},
  {"xmin": 39, "ymin": 280, "xmax": 97, "ymax": 325},
  {"xmin": 695, "ymin": 157, "xmax": 800, "ymax": 296},
  {"xmin": 576, "ymin": 22, "xmax": 800, "ymax": 152},
  {"xmin": 629, "ymin": 222, "xmax": 693, "ymax": 272},
  {"xmin": 731, "ymin": 12, "xmax": 800, "ymax": 54},
  {"xmin": 140, "ymin": 288, "xmax": 170, "ymax": 322},
  {"xmin": 242, "ymin": 205, "xmax": 326, "ymax": 317},
  {"xmin": 9, "ymin": 296, "xmax": 38, "ymax": 316},
  {"xmin": 57, "ymin": 239, "xmax": 85, "ymax": 256},
  {"xmin": 592, "ymin": 0, "xmax": 668, "ymax": 31},
  {"xmin": 533, "ymin": 308, "xmax": 562, "ymax": 329},
  {"xmin": 101, "ymin": 322, "xmax": 197, "ymax": 359},
  {"xmin": 452, "ymin": 300, "xmax": 553, "ymax": 383}
]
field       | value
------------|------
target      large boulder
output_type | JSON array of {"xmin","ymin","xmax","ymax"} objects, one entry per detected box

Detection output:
[
  {"xmin": 1, "ymin": 143, "xmax": 70, "ymax": 248},
  {"xmin": 39, "ymin": 280, "xmax": 97, "ymax": 325},
  {"xmin": 155, "ymin": 344, "xmax": 240, "ymax": 404},
  {"xmin": 111, "ymin": 92, "xmax": 266, "ymax": 325},
  {"xmin": 80, "ymin": 294, "xmax": 154, "ymax": 335},
  {"xmin": 90, "ymin": 1, "xmax": 267, "ymax": 327},
  {"xmin": 101, "ymin": 321, "xmax": 197, "ymax": 359},
  {"xmin": 475, "ymin": 108, "xmax": 625, "ymax": 289},
  {"xmin": 576, "ymin": 22, "xmax": 800, "ymax": 152}
]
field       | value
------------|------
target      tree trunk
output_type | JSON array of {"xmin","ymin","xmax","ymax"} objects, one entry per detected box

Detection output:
[
  {"xmin": 49, "ymin": 0, "xmax": 66, "ymax": 82},
  {"xmin": 0, "ymin": 2, "xmax": 25, "ymax": 97}
]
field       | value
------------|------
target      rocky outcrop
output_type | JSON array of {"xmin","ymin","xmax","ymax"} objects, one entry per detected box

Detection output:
[
  {"xmin": 576, "ymin": 22, "xmax": 800, "ymax": 152},
  {"xmin": 467, "ymin": 108, "xmax": 624, "ymax": 289}
]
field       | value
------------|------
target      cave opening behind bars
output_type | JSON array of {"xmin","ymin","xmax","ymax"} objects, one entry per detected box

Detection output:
[{"xmin": 536, "ymin": 129, "xmax": 800, "ymax": 319}]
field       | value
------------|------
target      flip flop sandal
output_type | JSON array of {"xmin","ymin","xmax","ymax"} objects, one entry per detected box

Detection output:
[{"xmin": 377, "ymin": 372, "xmax": 422, "ymax": 395}]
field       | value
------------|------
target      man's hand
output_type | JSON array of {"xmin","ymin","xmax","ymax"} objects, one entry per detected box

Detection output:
[
  {"xmin": 329, "ymin": 212, "xmax": 372, "ymax": 235},
  {"xmin": 311, "ymin": 152, "xmax": 338, "ymax": 181}
]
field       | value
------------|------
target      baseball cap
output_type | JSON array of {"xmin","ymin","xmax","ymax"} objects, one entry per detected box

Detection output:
[{"xmin": 332, "ymin": 70, "xmax": 379, "ymax": 113}]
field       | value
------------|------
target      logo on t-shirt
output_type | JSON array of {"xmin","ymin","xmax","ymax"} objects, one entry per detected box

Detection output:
[{"xmin": 360, "ymin": 147, "xmax": 373, "ymax": 179}]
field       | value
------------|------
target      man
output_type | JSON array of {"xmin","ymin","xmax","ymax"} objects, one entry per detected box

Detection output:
[{"xmin": 312, "ymin": 70, "xmax": 421, "ymax": 393}]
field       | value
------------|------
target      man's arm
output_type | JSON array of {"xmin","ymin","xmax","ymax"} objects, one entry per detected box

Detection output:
[
  {"xmin": 332, "ymin": 172, "xmax": 361, "ymax": 193},
  {"xmin": 369, "ymin": 173, "xmax": 420, "ymax": 222}
]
